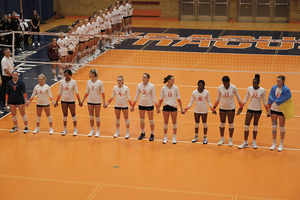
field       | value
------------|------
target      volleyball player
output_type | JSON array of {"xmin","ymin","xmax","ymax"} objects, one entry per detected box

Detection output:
[
  {"xmin": 237, "ymin": 74, "xmax": 267, "ymax": 149},
  {"xmin": 126, "ymin": 0, "xmax": 133, "ymax": 35},
  {"xmin": 158, "ymin": 75, "xmax": 184, "ymax": 144},
  {"xmin": 213, "ymin": 76, "xmax": 242, "ymax": 147},
  {"xmin": 131, "ymin": 73, "xmax": 160, "ymax": 141},
  {"xmin": 104, "ymin": 9, "xmax": 114, "ymax": 48},
  {"xmin": 28, "ymin": 74, "xmax": 56, "ymax": 134},
  {"xmin": 47, "ymin": 38, "xmax": 63, "ymax": 81},
  {"xmin": 80, "ymin": 69, "xmax": 106, "ymax": 137},
  {"xmin": 98, "ymin": 10, "xmax": 107, "ymax": 51},
  {"xmin": 183, "ymin": 80, "xmax": 216, "ymax": 144},
  {"xmin": 82, "ymin": 19, "xmax": 89, "ymax": 62},
  {"xmin": 106, "ymin": 76, "xmax": 133, "ymax": 139},
  {"xmin": 71, "ymin": 22, "xmax": 80, "ymax": 70},
  {"xmin": 86, "ymin": 17, "xmax": 94, "ymax": 61},
  {"xmin": 120, "ymin": 0, "xmax": 128, "ymax": 35},
  {"xmin": 267, "ymin": 75, "xmax": 291, "ymax": 152},
  {"xmin": 77, "ymin": 20, "xmax": 87, "ymax": 64},
  {"xmin": 93, "ymin": 12, "xmax": 101, "ymax": 55},
  {"xmin": 55, "ymin": 69, "xmax": 81, "ymax": 136},
  {"xmin": 5, "ymin": 71, "xmax": 29, "ymax": 133},
  {"xmin": 57, "ymin": 32, "xmax": 68, "ymax": 72},
  {"xmin": 65, "ymin": 26, "xmax": 76, "ymax": 74},
  {"xmin": 114, "ymin": 1, "xmax": 122, "ymax": 38},
  {"xmin": 109, "ymin": 5, "xmax": 116, "ymax": 45}
]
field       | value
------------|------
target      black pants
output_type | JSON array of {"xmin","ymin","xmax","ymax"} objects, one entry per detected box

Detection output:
[
  {"xmin": 32, "ymin": 27, "xmax": 40, "ymax": 42},
  {"xmin": 1, "ymin": 76, "xmax": 12, "ymax": 106}
]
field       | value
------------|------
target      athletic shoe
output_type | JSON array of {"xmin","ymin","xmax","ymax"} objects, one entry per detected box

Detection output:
[
  {"xmin": 10, "ymin": 126, "xmax": 19, "ymax": 133},
  {"xmin": 278, "ymin": 144, "xmax": 283, "ymax": 152},
  {"xmin": 125, "ymin": 132, "xmax": 130, "ymax": 139},
  {"xmin": 33, "ymin": 127, "xmax": 40, "ymax": 134},
  {"xmin": 0, "ymin": 111, "xmax": 4, "ymax": 114},
  {"xmin": 38, "ymin": 43, "xmax": 40, "ymax": 46},
  {"xmin": 270, "ymin": 143, "xmax": 277, "ymax": 151},
  {"xmin": 218, "ymin": 138, "xmax": 225, "ymax": 146},
  {"xmin": 110, "ymin": 44, "xmax": 115, "ymax": 49},
  {"xmin": 32, "ymin": 43, "xmax": 35, "ymax": 46},
  {"xmin": 95, "ymin": 130, "xmax": 100, "ymax": 137},
  {"xmin": 162, "ymin": 137, "xmax": 168, "ymax": 144},
  {"xmin": 149, "ymin": 134, "xmax": 154, "ymax": 141},
  {"xmin": 61, "ymin": 129, "xmax": 67, "ymax": 136},
  {"xmin": 88, "ymin": 129, "xmax": 95, "ymax": 137},
  {"xmin": 57, "ymin": 74, "xmax": 62, "ymax": 78},
  {"xmin": 172, "ymin": 137, "xmax": 177, "ymax": 144},
  {"xmin": 252, "ymin": 141, "xmax": 258, "ymax": 149},
  {"xmin": 228, "ymin": 138, "xmax": 233, "ymax": 147},
  {"xmin": 49, "ymin": 127, "xmax": 54, "ymax": 135},
  {"xmin": 203, "ymin": 136, "xmax": 208, "ymax": 144},
  {"xmin": 71, "ymin": 68, "xmax": 76, "ymax": 74},
  {"xmin": 191, "ymin": 135, "xmax": 198, "ymax": 143},
  {"xmin": 3, "ymin": 106, "xmax": 10, "ymax": 110},
  {"xmin": 114, "ymin": 132, "xmax": 120, "ymax": 138},
  {"xmin": 53, "ymin": 76, "xmax": 58, "ymax": 82},
  {"xmin": 23, "ymin": 127, "xmax": 29, "ymax": 134},
  {"xmin": 73, "ymin": 129, "xmax": 78, "ymax": 136},
  {"xmin": 238, "ymin": 141, "xmax": 248, "ymax": 149},
  {"xmin": 138, "ymin": 132, "xmax": 145, "ymax": 140}
]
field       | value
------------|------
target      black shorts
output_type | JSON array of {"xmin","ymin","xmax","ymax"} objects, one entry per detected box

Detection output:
[
  {"xmin": 128, "ymin": 15, "xmax": 132, "ymax": 18},
  {"xmin": 50, "ymin": 58, "xmax": 59, "ymax": 62},
  {"xmin": 219, "ymin": 108, "xmax": 235, "ymax": 112},
  {"xmin": 111, "ymin": 23, "xmax": 115, "ymax": 26},
  {"xmin": 115, "ymin": 107, "xmax": 128, "ymax": 110},
  {"xmin": 271, "ymin": 110, "xmax": 284, "ymax": 116},
  {"xmin": 68, "ymin": 51, "xmax": 73, "ymax": 55},
  {"xmin": 79, "ymin": 41, "xmax": 85, "ymax": 44},
  {"xmin": 123, "ymin": 16, "xmax": 128, "ymax": 19},
  {"xmin": 61, "ymin": 101, "xmax": 75, "ymax": 104},
  {"xmin": 139, "ymin": 105, "xmax": 154, "ymax": 111},
  {"xmin": 163, "ymin": 105, "xmax": 177, "ymax": 112},
  {"xmin": 101, "ymin": 30, "xmax": 105, "ymax": 33},
  {"xmin": 88, "ymin": 102, "xmax": 101, "ymax": 105},
  {"xmin": 8, "ymin": 101, "xmax": 25, "ymax": 105},
  {"xmin": 86, "ymin": 45, "xmax": 89, "ymax": 49},
  {"xmin": 37, "ymin": 104, "xmax": 49, "ymax": 107},
  {"xmin": 247, "ymin": 109, "xmax": 262, "ymax": 114}
]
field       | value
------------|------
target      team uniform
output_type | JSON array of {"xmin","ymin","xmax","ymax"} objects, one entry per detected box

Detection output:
[
  {"xmin": 114, "ymin": 8, "xmax": 122, "ymax": 24},
  {"xmin": 30, "ymin": 84, "xmax": 54, "ymax": 106},
  {"xmin": 185, "ymin": 89, "xmax": 213, "ymax": 114},
  {"xmin": 243, "ymin": 86, "xmax": 267, "ymax": 114},
  {"xmin": 110, "ymin": 85, "xmax": 131, "ymax": 109},
  {"xmin": 57, "ymin": 79, "xmax": 79, "ymax": 104},
  {"xmin": 57, "ymin": 38, "xmax": 68, "ymax": 57},
  {"xmin": 270, "ymin": 87, "xmax": 283, "ymax": 116},
  {"xmin": 126, "ymin": 3, "xmax": 133, "ymax": 18},
  {"xmin": 97, "ymin": 16, "xmax": 105, "ymax": 33},
  {"xmin": 120, "ymin": 5, "xmax": 128, "ymax": 19},
  {"xmin": 215, "ymin": 84, "xmax": 242, "ymax": 111},
  {"xmin": 160, "ymin": 85, "xmax": 181, "ymax": 112},
  {"xmin": 85, "ymin": 79, "xmax": 105, "ymax": 105},
  {"xmin": 104, "ymin": 13, "xmax": 112, "ymax": 29},
  {"xmin": 6, "ymin": 79, "xmax": 26, "ymax": 105},
  {"xmin": 47, "ymin": 44, "xmax": 60, "ymax": 61},
  {"xmin": 65, "ymin": 36, "xmax": 75, "ymax": 55},
  {"xmin": 134, "ymin": 82, "xmax": 158, "ymax": 111}
]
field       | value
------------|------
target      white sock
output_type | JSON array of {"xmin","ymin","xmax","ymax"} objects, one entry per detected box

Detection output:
[
  {"xmin": 164, "ymin": 134, "xmax": 167, "ymax": 138},
  {"xmin": 141, "ymin": 129, "xmax": 144, "ymax": 133},
  {"xmin": 116, "ymin": 127, "xmax": 119, "ymax": 132},
  {"xmin": 253, "ymin": 139, "xmax": 256, "ymax": 142},
  {"xmin": 151, "ymin": 130, "xmax": 154, "ymax": 135},
  {"xmin": 221, "ymin": 136, "xmax": 224, "ymax": 140},
  {"xmin": 273, "ymin": 138, "xmax": 276, "ymax": 143},
  {"xmin": 97, "ymin": 127, "xmax": 100, "ymax": 131},
  {"xmin": 126, "ymin": 128, "xmax": 129, "ymax": 133},
  {"xmin": 173, "ymin": 134, "xmax": 176, "ymax": 138},
  {"xmin": 91, "ymin": 127, "xmax": 94, "ymax": 131},
  {"xmin": 280, "ymin": 139, "xmax": 284, "ymax": 145}
]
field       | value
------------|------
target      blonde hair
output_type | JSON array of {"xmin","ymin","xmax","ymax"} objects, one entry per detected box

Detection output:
[
  {"xmin": 90, "ymin": 69, "xmax": 98, "ymax": 77},
  {"xmin": 38, "ymin": 73, "xmax": 46, "ymax": 80},
  {"xmin": 33, "ymin": 10, "xmax": 40, "ymax": 20}
]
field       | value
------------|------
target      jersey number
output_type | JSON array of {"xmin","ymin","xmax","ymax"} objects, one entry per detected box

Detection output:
[
  {"xmin": 198, "ymin": 97, "xmax": 202, "ymax": 101},
  {"xmin": 276, "ymin": 92, "xmax": 281, "ymax": 98},
  {"xmin": 119, "ymin": 92, "xmax": 122, "ymax": 96},
  {"xmin": 92, "ymin": 86, "xmax": 95, "ymax": 91},
  {"xmin": 168, "ymin": 92, "xmax": 172, "ymax": 97},
  {"xmin": 252, "ymin": 93, "xmax": 258, "ymax": 98},
  {"xmin": 40, "ymin": 90, "xmax": 43, "ymax": 94},
  {"xmin": 66, "ymin": 86, "xmax": 69, "ymax": 91},
  {"xmin": 225, "ymin": 93, "xmax": 229, "ymax": 97},
  {"xmin": 142, "ymin": 89, "xmax": 147, "ymax": 95}
]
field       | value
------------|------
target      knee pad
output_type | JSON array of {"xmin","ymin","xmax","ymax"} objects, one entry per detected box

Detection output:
[
  {"xmin": 89, "ymin": 115, "xmax": 94, "ymax": 120},
  {"xmin": 78, "ymin": 52, "xmax": 82, "ymax": 56},
  {"xmin": 195, "ymin": 123, "xmax": 199, "ymax": 128},
  {"xmin": 203, "ymin": 122, "xmax": 208, "ymax": 129},
  {"xmin": 244, "ymin": 125, "xmax": 249, "ymax": 131},
  {"xmin": 164, "ymin": 124, "xmax": 168, "ymax": 129},
  {"xmin": 22, "ymin": 115, "xmax": 28, "ymax": 122},
  {"xmin": 128, "ymin": 24, "xmax": 131, "ymax": 27},
  {"xmin": 253, "ymin": 125, "xmax": 258, "ymax": 132},
  {"xmin": 125, "ymin": 119, "xmax": 130, "ymax": 126},
  {"xmin": 36, "ymin": 116, "xmax": 41, "ymax": 123},
  {"xmin": 149, "ymin": 119, "xmax": 154, "ymax": 125},
  {"xmin": 52, "ymin": 69, "xmax": 56, "ymax": 74},
  {"xmin": 272, "ymin": 121, "xmax": 278, "ymax": 132},
  {"xmin": 72, "ymin": 116, "xmax": 77, "ymax": 122},
  {"xmin": 63, "ymin": 116, "xmax": 67, "ymax": 122},
  {"xmin": 173, "ymin": 123, "xmax": 177, "ymax": 129},
  {"xmin": 47, "ymin": 116, "xmax": 53, "ymax": 123},
  {"xmin": 279, "ymin": 126, "xmax": 285, "ymax": 132},
  {"xmin": 229, "ymin": 123, "xmax": 234, "ymax": 129},
  {"xmin": 116, "ymin": 119, "xmax": 120, "ymax": 125},
  {"xmin": 220, "ymin": 122, "xmax": 225, "ymax": 128},
  {"xmin": 140, "ymin": 118, "xmax": 145, "ymax": 124},
  {"xmin": 12, "ymin": 115, "xmax": 17, "ymax": 122},
  {"xmin": 59, "ymin": 68, "xmax": 63, "ymax": 74},
  {"xmin": 125, "ymin": 26, "xmax": 128, "ymax": 29},
  {"xmin": 96, "ymin": 117, "xmax": 100, "ymax": 123}
]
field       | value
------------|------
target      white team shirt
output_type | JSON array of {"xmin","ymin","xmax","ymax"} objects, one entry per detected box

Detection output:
[
  {"xmin": 243, "ymin": 86, "xmax": 267, "ymax": 111},
  {"xmin": 134, "ymin": 82, "xmax": 158, "ymax": 107},
  {"xmin": 111, "ymin": 85, "xmax": 131, "ymax": 107},
  {"xmin": 186, "ymin": 89, "xmax": 212, "ymax": 114},
  {"xmin": 104, "ymin": 13, "xmax": 111, "ymax": 29},
  {"xmin": 114, "ymin": 8, "xmax": 122, "ymax": 23},
  {"xmin": 120, "ymin": 5, "xmax": 128, "ymax": 17},
  {"xmin": 160, "ymin": 85, "xmax": 181, "ymax": 108},
  {"xmin": 216, "ymin": 84, "xmax": 241, "ymax": 110},
  {"xmin": 97, "ymin": 16, "xmax": 105, "ymax": 31},
  {"xmin": 57, "ymin": 38, "xmax": 68, "ymax": 56},
  {"xmin": 110, "ymin": 11, "xmax": 115, "ymax": 24},
  {"xmin": 1, "ymin": 56, "xmax": 14, "ymax": 76},
  {"xmin": 58, "ymin": 79, "xmax": 79, "ymax": 102},
  {"xmin": 77, "ymin": 26, "xmax": 85, "ymax": 42},
  {"xmin": 126, "ymin": 3, "xmax": 133, "ymax": 16},
  {"xmin": 85, "ymin": 79, "xmax": 105, "ymax": 104},
  {"xmin": 81, "ymin": 25, "xmax": 88, "ymax": 41},
  {"xmin": 31, "ymin": 84, "xmax": 54, "ymax": 106},
  {"xmin": 271, "ymin": 87, "xmax": 282, "ymax": 112},
  {"xmin": 87, "ymin": 23, "xmax": 94, "ymax": 39},
  {"xmin": 65, "ymin": 36, "xmax": 75, "ymax": 51}
]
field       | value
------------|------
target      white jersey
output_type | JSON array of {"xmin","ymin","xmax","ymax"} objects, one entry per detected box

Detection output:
[
  {"xmin": 93, "ymin": 20, "xmax": 99, "ymax": 33},
  {"xmin": 81, "ymin": 25, "xmax": 88, "ymax": 41},
  {"xmin": 186, "ymin": 89, "xmax": 212, "ymax": 114},
  {"xmin": 31, "ymin": 84, "xmax": 54, "ymax": 106},
  {"xmin": 114, "ymin": 8, "xmax": 122, "ymax": 23},
  {"xmin": 87, "ymin": 23, "xmax": 94, "ymax": 39},
  {"xmin": 85, "ymin": 79, "xmax": 105, "ymax": 104},
  {"xmin": 216, "ymin": 84, "xmax": 241, "ymax": 110},
  {"xmin": 134, "ymin": 82, "xmax": 158, "ymax": 107},
  {"xmin": 271, "ymin": 87, "xmax": 282, "ymax": 112},
  {"xmin": 104, "ymin": 13, "xmax": 111, "ymax": 29},
  {"xmin": 120, "ymin": 5, "xmax": 128, "ymax": 17},
  {"xmin": 97, "ymin": 16, "xmax": 105, "ymax": 31},
  {"xmin": 77, "ymin": 26, "xmax": 85, "ymax": 42},
  {"xmin": 111, "ymin": 85, "xmax": 131, "ymax": 107},
  {"xmin": 57, "ymin": 38, "xmax": 68, "ymax": 56},
  {"xmin": 243, "ymin": 86, "xmax": 267, "ymax": 111},
  {"xmin": 160, "ymin": 85, "xmax": 181, "ymax": 108},
  {"xmin": 58, "ymin": 79, "xmax": 79, "ymax": 102},
  {"xmin": 65, "ymin": 36, "xmax": 75, "ymax": 51},
  {"xmin": 110, "ymin": 11, "xmax": 115, "ymax": 24},
  {"xmin": 72, "ymin": 30, "xmax": 79, "ymax": 45},
  {"xmin": 126, "ymin": 3, "xmax": 133, "ymax": 16}
]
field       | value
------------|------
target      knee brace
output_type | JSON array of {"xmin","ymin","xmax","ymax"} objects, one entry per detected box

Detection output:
[
  {"xmin": 63, "ymin": 116, "xmax": 67, "ymax": 122},
  {"xmin": 125, "ymin": 119, "xmax": 130, "ymax": 126},
  {"xmin": 72, "ymin": 116, "xmax": 77, "ymax": 122},
  {"xmin": 140, "ymin": 118, "xmax": 145, "ymax": 124},
  {"xmin": 96, "ymin": 117, "xmax": 100, "ymax": 123},
  {"xmin": 116, "ymin": 119, "xmax": 120, "ymax": 125},
  {"xmin": 22, "ymin": 115, "xmax": 28, "ymax": 122},
  {"xmin": 12, "ymin": 115, "xmax": 17, "ymax": 122},
  {"xmin": 279, "ymin": 126, "xmax": 285, "ymax": 132},
  {"xmin": 229, "ymin": 123, "xmax": 234, "ymax": 129},
  {"xmin": 52, "ymin": 68, "xmax": 56, "ymax": 74},
  {"xmin": 173, "ymin": 123, "xmax": 177, "ymax": 129},
  {"xmin": 272, "ymin": 121, "xmax": 278, "ymax": 132},
  {"xmin": 253, "ymin": 125, "xmax": 258, "ymax": 132},
  {"xmin": 47, "ymin": 116, "xmax": 53, "ymax": 123},
  {"xmin": 195, "ymin": 123, "xmax": 199, "ymax": 128},
  {"xmin": 36, "ymin": 116, "xmax": 41, "ymax": 123},
  {"xmin": 164, "ymin": 124, "xmax": 168, "ymax": 129},
  {"xmin": 89, "ymin": 115, "xmax": 94, "ymax": 120},
  {"xmin": 149, "ymin": 119, "xmax": 154, "ymax": 125},
  {"xmin": 244, "ymin": 125, "xmax": 249, "ymax": 131},
  {"xmin": 203, "ymin": 122, "xmax": 208, "ymax": 129},
  {"xmin": 220, "ymin": 122, "xmax": 225, "ymax": 128}
]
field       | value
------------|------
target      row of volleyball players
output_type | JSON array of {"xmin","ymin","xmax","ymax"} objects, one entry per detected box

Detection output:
[{"xmin": 8, "ymin": 68, "xmax": 290, "ymax": 151}]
